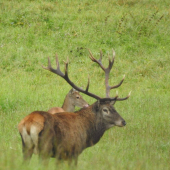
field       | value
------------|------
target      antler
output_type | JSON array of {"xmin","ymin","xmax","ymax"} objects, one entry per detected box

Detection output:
[
  {"xmin": 42, "ymin": 54, "xmax": 103, "ymax": 100},
  {"xmin": 88, "ymin": 49, "xmax": 130, "ymax": 101},
  {"xmin": 42, "ymin": 51, "xmax": 130, "ymax": 102}
]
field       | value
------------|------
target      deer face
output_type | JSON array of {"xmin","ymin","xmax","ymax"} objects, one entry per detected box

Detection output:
[
  {"xmin": 69, "ymin": 88, "xmax": 89, "ymax": 108},
  {"xmin": 98, "ymin": 101, "xmax": 126, "ymax": 129}
]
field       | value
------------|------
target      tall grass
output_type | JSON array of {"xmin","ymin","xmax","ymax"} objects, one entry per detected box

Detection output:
[{"xmin": 0, "ymin": 0, "xmax": 170, "ymax": 169}]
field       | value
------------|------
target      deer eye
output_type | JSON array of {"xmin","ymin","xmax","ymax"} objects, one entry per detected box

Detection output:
[
  {"xmin": 76, "ymin": 96, "xmax": 80, "ymax": 99},
  {"xmin": 103, "ymin": 108, "xmax": 109, "ymax": 114}
]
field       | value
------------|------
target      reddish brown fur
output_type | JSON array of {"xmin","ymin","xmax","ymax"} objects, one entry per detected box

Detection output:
[
  {"xmin": 18, "ymin": 101, "xmax": 126, "ymax": 165},
  {"xmin": 48, "ymin": 107, "xmax": 65, "ymax": 114},
  {"xmin": 18, "ymin": 112, "xmax": 45, "ymax": 135}
]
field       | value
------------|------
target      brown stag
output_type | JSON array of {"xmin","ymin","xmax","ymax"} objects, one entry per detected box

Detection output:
[
  {"xmin": 18, "ymin": 49, "xmax": 131, "ymax": 165},
  {"xmin": 47, "ymin": 88, "xmax": 89, "ymax": 114}
]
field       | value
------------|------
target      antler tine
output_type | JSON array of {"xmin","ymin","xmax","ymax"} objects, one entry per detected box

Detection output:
[
  {"xmin": 63, "ymin": 57, "xmax": 69, "ymax": 78},
  {"xmin": 42, "ymin": 57, "xmax": 51, "ymax": 70},
  {"xmin": 99, "ymin": 50, "xmax": 103, "ymax": 63},
  {"xmin": 116, "ymin": 91, "xmax": 131, "ymax": 101},
  {"xmin": 42, "ymin": 56, "xmax": 65, "ymax": 77},
  {"xmin": 47, "ymin": 57, "xmax": 52, "ymax": 69},
  {"xmin": 112, "ymin": 48, "xmax": 116, "ymax": 58},
  {"xmin": 56, "ymin": 54, "xmax": 59, "ymax": 69},
  {"xmin": 110, "ymin": 75, "xmax": 125, "ymax": 89},
  {"xmin": 85, "ymin": 76, "xmax": 90, "ymax": 92},
  {"xmin": 88, "ymin": 49, "xmax": 105, "ymax": 71},
  {"xmin": 111, "ymin": 91, "xmax": 119, "ymax": 100},
  {"xmin": 107, "ymin": 49, "xmax": 115, "ymax": 71}
]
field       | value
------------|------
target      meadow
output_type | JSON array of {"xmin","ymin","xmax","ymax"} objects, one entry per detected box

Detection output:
[{"xmin": 0, "ymin": 0, "xmax": 170, "ymax": 169}]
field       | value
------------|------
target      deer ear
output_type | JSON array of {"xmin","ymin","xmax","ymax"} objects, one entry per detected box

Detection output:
[
  {"xmin": 110, "ymin": 100, "xmax": 116, "ymax": 105},
  {"xmin": 94, "ymin": 100, "xmax": 100, "ymax": 111},
  {"xmin": 69, "ymin": 88, "xmax": 76, "ymax": 94},
  {"xmin": 93, "ymin": 100, "xmax": 100, "ymax": 112}
]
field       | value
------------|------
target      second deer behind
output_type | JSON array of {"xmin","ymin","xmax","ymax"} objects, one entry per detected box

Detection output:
[{"xmin": 47, "ymin": 88, "xmax": 89, "ymax": 114}]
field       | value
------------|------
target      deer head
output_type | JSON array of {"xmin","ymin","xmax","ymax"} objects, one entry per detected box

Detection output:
[{"xmin": 66, "ymin": 88, "xmax": 89, "ymax": 109}]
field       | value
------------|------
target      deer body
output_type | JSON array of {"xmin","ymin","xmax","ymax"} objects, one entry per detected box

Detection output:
[
  {"xmin": 47, "ymin": 88, "xmax": 89, "ymax": 114},
  {"xmin": 18, "ymin": 101, "xmax": 125, "ymax": 164}
]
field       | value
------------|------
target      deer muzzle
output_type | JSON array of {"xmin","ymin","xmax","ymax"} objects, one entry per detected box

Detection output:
[
  {"xmin": 83, "ymin": 104, "xmax": 89, "ymax": 108},
  {"xmin": 115, "ymin": 119, "xmax": 126, "ymax": 127}
]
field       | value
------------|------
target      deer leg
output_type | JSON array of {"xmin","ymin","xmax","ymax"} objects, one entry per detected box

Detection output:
[
  {"xmin": 38, "ymin": 128, "xmax": 54, "ymax": 164},
  {"xmin": 68, "ymin": 158, "xmax": 73, "ymax": 166},
  {"xmin": 74, "ymin": 156, "xmax": 78, "ymax": 166},
  {"xmin": 67, "ymin": 155, "xmax": 78, "ymax": 167},
  {"xmin": 55, "ymin": 157, "xmax": 63, "ymax": 167},
  {"xmin": 22, "ymin": 146, "xmax": 34, "ymax": 163},
  {"xmin": 20, "ymin": 134, "xmax": 33, "ymax": 163},
  {"xmin": 38, "ymin": 144, "xmax": 51, "ymax": 166}
]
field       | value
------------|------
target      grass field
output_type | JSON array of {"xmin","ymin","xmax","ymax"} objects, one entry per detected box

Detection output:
[{"xmin": 0, "ymin": 0, "xmax": 170, "ymax": 169}]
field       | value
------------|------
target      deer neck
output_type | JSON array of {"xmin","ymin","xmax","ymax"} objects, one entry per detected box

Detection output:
[
  {"xmin": 76, "ymin": 103, "xmax": 106, "ymax": 147},
  {"xmin": 62, "ymin": 94, "xmax": 75, "ymax": 112}
]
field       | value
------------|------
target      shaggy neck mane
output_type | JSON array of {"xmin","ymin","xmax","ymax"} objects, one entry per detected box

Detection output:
[{"xmin": 75, "ymin": 103, "xmax": 106, "ymax": 147}]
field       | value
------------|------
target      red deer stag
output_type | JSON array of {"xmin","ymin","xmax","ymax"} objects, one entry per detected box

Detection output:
[
  {"xmin": 47, "ymin": 88, "xmax": 89, "ymax": 114},
  {"xmin": 18, "ymin": 49, "xmax": 131, "ymax": 165}
]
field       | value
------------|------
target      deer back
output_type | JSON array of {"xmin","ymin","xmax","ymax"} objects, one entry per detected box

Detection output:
[{"xmin": 47, "ymin": 107, "xmax": 65, "ymax": 114}]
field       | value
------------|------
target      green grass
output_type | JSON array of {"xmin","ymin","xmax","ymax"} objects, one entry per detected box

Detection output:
[{"xmin": 0, "ymin": 0, "xmax": 170, "ymax": 169}]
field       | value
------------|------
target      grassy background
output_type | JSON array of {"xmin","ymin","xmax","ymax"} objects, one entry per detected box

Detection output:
[{"xmin": 0, "ymin": 0, "xmax": 170, "ymax": 169}]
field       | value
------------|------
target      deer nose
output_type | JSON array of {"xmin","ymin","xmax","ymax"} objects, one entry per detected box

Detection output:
[
  {"xmin": 122, "ymin": 120, "xmax": 126, "ymax": 126},
  {"xmin": 84, "ymin": 104, "xmax": 89, "ymax": 108}
]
